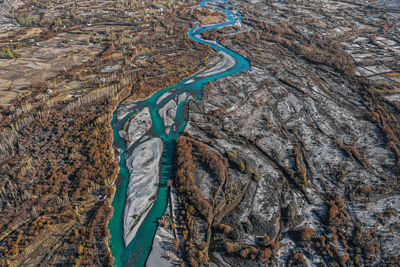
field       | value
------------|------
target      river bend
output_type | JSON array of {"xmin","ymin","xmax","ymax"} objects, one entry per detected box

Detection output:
[{"xmin": 108, "ymin": 1, "xmax": 250, "ymax": 266}]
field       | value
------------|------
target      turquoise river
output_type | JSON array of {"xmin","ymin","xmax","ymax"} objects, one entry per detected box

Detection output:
[{"xmin": 108, "ymin": 0, "xmax": 250, "ymax": 266}]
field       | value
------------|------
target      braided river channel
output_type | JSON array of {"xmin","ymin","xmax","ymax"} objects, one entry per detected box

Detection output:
[{"xmin": 108, "ymin": 0, "xmax": 250, "ymax": 266}]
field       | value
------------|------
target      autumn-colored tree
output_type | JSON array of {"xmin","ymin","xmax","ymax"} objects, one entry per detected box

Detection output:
[
  {"xmin": 78, "ymin": 244, "xmax": 84, "ymax": 255},
  {"xmin": 270, "ymin": 240, "xmax": 281, "ymax": 256},
  {"xmin": 240, "ymin": 248, "xmax": 251, "ymax": 259},
  {"xmin": 260, "ymin": 248, "xmax": 272, "ymax": 262},
  {"xmin": 173, "ymin": 238, "xmax": 180, "ymax": 252}
]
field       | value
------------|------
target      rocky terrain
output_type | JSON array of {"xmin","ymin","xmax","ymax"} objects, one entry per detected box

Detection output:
[
  {"xmin": 0, "ymin": 0, "xmax": 399, "ymax": 266},
  {"xmin": 147, "ymin": 0, "xmax": 400, "ymax": 266}
]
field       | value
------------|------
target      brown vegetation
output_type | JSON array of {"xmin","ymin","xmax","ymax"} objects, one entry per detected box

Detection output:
[{"xmin": 0, "ymin": 0, "xmax": 217, "ymax": 265}]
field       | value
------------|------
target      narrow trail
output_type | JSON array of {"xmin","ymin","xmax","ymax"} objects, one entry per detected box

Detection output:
[{"xmin": 108, "ymin": 1, "xmax": 250, "ymax": 266}]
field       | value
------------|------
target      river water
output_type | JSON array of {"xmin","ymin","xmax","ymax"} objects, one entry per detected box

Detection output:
[{"xmin": 108, "ymin": 1, "xmax": 250, "ymax": 266}]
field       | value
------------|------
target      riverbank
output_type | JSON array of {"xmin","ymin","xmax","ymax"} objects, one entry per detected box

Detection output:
[{"xmin": 108, "ymin": 0, "xmax": 250, "ymax": 265}]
